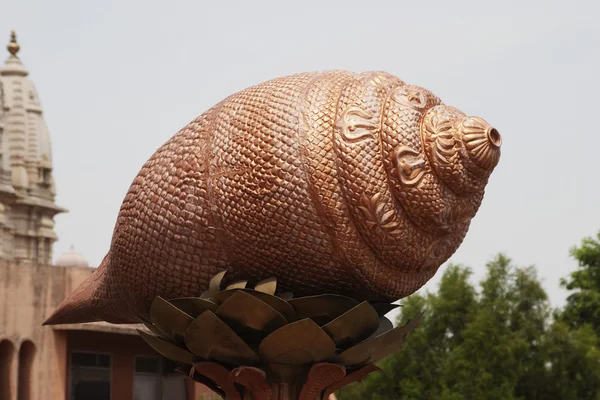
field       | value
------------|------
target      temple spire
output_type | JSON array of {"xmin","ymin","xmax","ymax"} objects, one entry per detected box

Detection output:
[{"xmin": 7, "ymin": 29, "xmax": 20, "ymax": 57}]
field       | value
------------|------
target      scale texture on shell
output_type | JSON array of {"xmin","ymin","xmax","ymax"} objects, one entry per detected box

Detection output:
[{"xmin": 45, "ymin": 70, "xmax": 501, "ymax": 325}]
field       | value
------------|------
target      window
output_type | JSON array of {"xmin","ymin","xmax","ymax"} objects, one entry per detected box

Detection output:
[
  {"xmin": 133, "ymin": 356, "xmax": 187, "ymax": 400},
  {"xmin": 70, "ymin": 351, "xmax": 111, "ymax": 400},
  {"xmin": 72, "ymin": 353, "xmax": 110, "ymax": 368},
  {"xmin": 133, "ymin": 356, "xmax": 161, "ymax": 400},
  {"xmin": 135, "ymin": 357, "xmax": 161, "ymax": 374}
]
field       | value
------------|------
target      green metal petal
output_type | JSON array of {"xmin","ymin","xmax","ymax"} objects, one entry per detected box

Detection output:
[
  {"xmin": 185, "ymin": 367, "xmax": 225, "ymax": 398},
  {"xmin": 323, "ymin": 364, "xmax": 381, "ymax": 400},
  {"xmin": 150, "ymin": 297, "xmax": 194, "ymax": 341},
  {"xmin": 258, "ymin": 318, "xmax": 336, "ymax": 365},
  {"xmin": 322, "ymin": 302, "xmax": 379, "ymax": 349},
  {"xmin": 370, "ymin": 317, "xmax": 393, "ymax": 338},
  {"xmin": 193, "ymin": 362, "xmax": 241, "ymax": 400},
  {"xmin": 184, "ymin": 311, "xmax": 260, "ymax": 365},
  {"xmin": 370, "ymin": 303, "xmax": 401, "ymax": 317},
  {"xmin": 226, "ymin": 280, "xmax": 248, "ymax": 290},
  {"xmin": 216, "ymin": 291, "xmax": 287, "ymax": 333},
  {"xmin": 169, "ymin": 297, "xmax": 219, "ymax": 318},
  {"xmin": 335, "ymin": 313, "xmax": 422, "ymax": 366},
  {"xmin": 214, "ymin": 289, "xmax": 296, "ymax": 321},
  {"xmin": 278, "ymin": 292, "xmax": 294, "ymax": 301},
  {"xmin": 287, "ymin": 295, "xmax": 359, "ymax": 323},
  {"xmin": 209, "ymin": 270, "xmax": 227, "ymax": 295},
  {"xmin": 138, "ymin": 316, "xmax": 168, "ymax": 339},
  {"xmin": 138, "ymin": 330, "xmax": 195, "ymax": 365},
  {"xmin": 254, "ymin": 277, "xmax": 277, "ymax": 295},
  {"xmin": 230, "ymin": 366, "xmax": 271, "ymax": 400}
]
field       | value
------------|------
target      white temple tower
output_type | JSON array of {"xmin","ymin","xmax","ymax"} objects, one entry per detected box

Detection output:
[{"xmin": 0, "ymin": 30, "xmax": 66, "ymax": 264}]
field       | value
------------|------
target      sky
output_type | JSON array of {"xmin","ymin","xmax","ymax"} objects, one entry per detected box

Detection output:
[{"xmin": 1, "ymin": 0, "xmax": 599, "ymax": 311}]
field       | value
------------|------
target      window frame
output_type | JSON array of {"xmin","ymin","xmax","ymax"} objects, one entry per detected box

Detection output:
[
  {"xmin": 68, "ymin": 350, "xmax": 113, "ymax": 400},
  {"xmin": 132, "ymin": 355, "xmax": 163, "ymax": 400},
  {"xmin": 133, "ymin": 355, "xmax": 163, "ymax": 375}
]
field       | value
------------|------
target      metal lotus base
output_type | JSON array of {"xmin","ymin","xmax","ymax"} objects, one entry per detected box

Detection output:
[{"xmin": 138, "ymin": 272, "xmax": 421, "ymax": 399}]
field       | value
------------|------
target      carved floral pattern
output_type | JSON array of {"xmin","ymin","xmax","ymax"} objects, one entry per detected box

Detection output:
[
  {"xmin": 391, "ymin": 87, "xmax": 428, "ymax": 110},
  {"xmin": 336, "ymin": 107, "xmax": 378, "ymax": 143},
  {"xmin": 358, "ymin": 193, "xmax": 402, "ymax": 237},
  {"xmin": 392, "ymin": 146, "xmax": 426, "ymax": 187}
]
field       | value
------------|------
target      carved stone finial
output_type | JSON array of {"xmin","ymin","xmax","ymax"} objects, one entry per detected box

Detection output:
[{"xmin": 8, "ymin": 29, "xmax": 20, "ymax": 56}]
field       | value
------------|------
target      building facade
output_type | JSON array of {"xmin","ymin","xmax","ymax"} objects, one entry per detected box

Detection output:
[
  {"xmin": 0, "ymin": 261, "xmax": 207, "ymax": 400},
  {"xmin": 0, "ymin": 31, "xmax": 211, "ymax": 400}
]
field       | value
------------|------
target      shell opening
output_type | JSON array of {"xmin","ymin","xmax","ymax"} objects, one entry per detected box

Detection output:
[{"xmin": 487, "ymin": 128, "xmax": 502, "ymax": 148}]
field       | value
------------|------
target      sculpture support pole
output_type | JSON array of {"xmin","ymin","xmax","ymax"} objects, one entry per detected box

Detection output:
[
  {"xmin": 273, "ymin": 381, "xmax": 298, "ymax": 400},
  {"xmin": 270, "ymin": 366, "xmax": 302, "ymax": 400}
]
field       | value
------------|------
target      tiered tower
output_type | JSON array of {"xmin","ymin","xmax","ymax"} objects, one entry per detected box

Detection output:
[{"xmin": 0, "ymin": 30, "xmax": 66, "ymax": 264}]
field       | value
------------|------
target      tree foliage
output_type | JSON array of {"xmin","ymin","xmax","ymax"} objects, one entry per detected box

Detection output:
[
  {"xmin": 337, "ymin": 246, "xmax": 600, "ymax": 400},
  {"xmin": 558, "ymin": 231, "xmax": 600, "ymax": 337}
]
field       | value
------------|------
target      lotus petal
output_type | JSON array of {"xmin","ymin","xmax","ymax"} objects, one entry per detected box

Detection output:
[
  {"xmin": 214, "ymin": 289, "xmax": 296, "ymax": 321},
  {"xmin": 370, "ymin": 317, "xmax": 393, "ymax": 338},
  {"xmin": 230, "ymin": 366, "xmax": 272, "ymax": 400},
  {"xmin": 138, "ymin": 316, "xmax": 168, "ymax": 339},
  {"xmin": 181, "ymin": 365, "xmax": 225, "ymax": 399},
  {"xmin": 254, "ymin": 277, "xmax": 277, "ymax": 295},
  {"xmin": 298, "ymin": 363, "xmax": 346, "ymax": 400},
  {"xmin": 322, "ymin": 364, "xmax": 381, "ymax": 400},
  {"xmin": 335, "ymin": 314, "xmax": 422, "ymax": 366},
  {"xmin": 258, "ymin": 318, "xmax": 336, "ymax": 365},
  {"xmin": 370, "ymin": 302, "xmax": 401, "ymax": 317},
  {"xmin": 288, "ymin": 295, "xmax": 359, "ymax": 322},
  {"xmin": 322, "ymin": 302, "xmax": 379, "ymax": 348},
  {"xmin": 169, "ymin": 297, "xmax": 218, "ymax": 318},
  {"xmin": 226, "ymin": 280, "xmax": 248, "ymax": 290},
  {"xmin": 185, "ymin": 311, "xmax": 259, "ymax": 365},
  {"xmin": 138, "ymin": 330, "xmax": 195, "ymax": 365},
  {"xmin": 193, "ymin": 362, "xmax": 241, "ymax": 400},
  {"xmin": 199, "ymin": 290, "xmax": 212, "ymax": 299},
  {"xmin": 209, "ymin": 270, "xmax": 227, "ymax": 295},
  {"xmin": 216, "ymin": 291, "xmax": 287, "ymax": 333},
  {"xmin": 149, "ymin": 297, "xmax": 193, "ymax": 341},
  {"xmin": 278, "ymin": 292, "xmax": 294, "ymax": 301}
]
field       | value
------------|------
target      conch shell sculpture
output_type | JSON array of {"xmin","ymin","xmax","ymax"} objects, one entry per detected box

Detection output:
[{"xmin": 45, "ymin": 70, "xmax": 501, "ymax": 325}]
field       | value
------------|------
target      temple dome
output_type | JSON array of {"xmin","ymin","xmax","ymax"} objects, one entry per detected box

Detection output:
[{"xmin": 55, "ymin": 246, "xmax": 89, "ymax": 268}]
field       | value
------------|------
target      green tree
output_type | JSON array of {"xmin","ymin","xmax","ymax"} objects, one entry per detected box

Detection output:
[
  {"xmin": 539, "ymin": 322, "xmax": 600, "ymax": 400},
  {"xmin": 559, "ymin": 231, "xmax": 600, "ymax": 336},
  {"xmin": 337, "ymin": 265, "xmax": 476, "ymax": 400},
  {"xmin": 438, "ymin": 255, "xmax": 549, "ymax": 400},
  {"xmin": 338, "ymin": 253, "xmax": 600, "ymax": 400}
]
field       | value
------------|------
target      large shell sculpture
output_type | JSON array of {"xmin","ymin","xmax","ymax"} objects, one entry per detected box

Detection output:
[
  {"xmin": 139, "ymin": 271, "xmax": 420, "ymax": 399},
  {"xmin": 45, "ymin": 70, "xmax": 501, "ymax": 326}
]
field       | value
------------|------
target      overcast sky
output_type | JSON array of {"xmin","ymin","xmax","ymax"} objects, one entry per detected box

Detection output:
[{"xmin": 2, "ymin": 0, "xmax": 598, "ymax": 309}]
